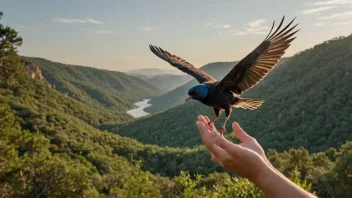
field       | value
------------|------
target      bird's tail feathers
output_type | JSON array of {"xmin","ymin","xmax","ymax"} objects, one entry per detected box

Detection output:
[{"xmin": 234, "ymin": 98, "xmax": 264, "ymax": 110}]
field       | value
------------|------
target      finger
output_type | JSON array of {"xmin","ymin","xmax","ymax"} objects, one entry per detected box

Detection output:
[
  {"xmin": 232, "ymin": 122, "xmax": 253, "ymax": 142},
  {"xmin": 197, "ymin": 115, "xmax": 206, "ymax": 123},
  {"xmin": 210, "ymin": 129, "xmax": 243, "ymax": 156},
  {"xmin": 205, "ymin": 116, "xmax": 215, "ymax": 128},
  {"xmin": 210, "ymin": 153, "xmax": 222, "ymax": 166},
  {"xmin": 196, "ymin": 121, "xmax": 228, "ymax": 158},
  {"xmin": 198, "ymin": 115, "xmax": 215, "ymax": 130},
  {"xmin": 204, "ymin": 116, "xmax": 210, "ymax": 123},
  {"xmin": 204, "ymin": 116, "xmax": 215, "ymax": 128},
  {"xmin": 196, "ymin": 120, "xmax": 208, "ymax": 144}
]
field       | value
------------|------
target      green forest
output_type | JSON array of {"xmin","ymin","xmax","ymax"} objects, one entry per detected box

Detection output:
[
  {"xmin": 117, "ymin": 37, "xmax": 352, "ymax": 153},
  {"xmin": 25, "ymin": 57, "xmax": 164, "ymax": 127},
  {"xmin": 126, "ymin": 69, "xmax": 192, "ymax": 92},
  {"xmin": 0, "ymin": 11, "xmax": 351, "ymax": 197}
]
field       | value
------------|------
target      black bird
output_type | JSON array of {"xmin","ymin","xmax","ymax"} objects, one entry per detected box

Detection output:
[{"xmin": 149, "ymin": 16, "xmax": 299, "ymax": 135}]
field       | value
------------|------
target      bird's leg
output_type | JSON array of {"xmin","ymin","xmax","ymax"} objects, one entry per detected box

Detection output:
[
  {"xmin": 219, "ymin": 117, "xmax": 229, "ymax": 136},
  {"xmin": 208, "ymin": 116, "xmax": 219, "ymax": 127},
  {"xmin": 219, "ymin": 106, "xmax": 232, "ymax": 136},
  {"xmin": 208, "ymin": 108, "xmax": 221, "ymax": 126}
]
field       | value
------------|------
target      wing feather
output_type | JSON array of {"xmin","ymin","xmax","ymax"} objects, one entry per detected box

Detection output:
[
  {"xmin": 149, "ymin": 45, "xmax": 215, "ymax": 83},
  {"xmin": 217, "ymin": 16, "xmax": 299, "ymax": 94}
]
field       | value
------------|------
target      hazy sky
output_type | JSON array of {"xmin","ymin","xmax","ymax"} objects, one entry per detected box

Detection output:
[{"xmin": 2, "ymin": 0, "xmax": 352, "ymax": 72}]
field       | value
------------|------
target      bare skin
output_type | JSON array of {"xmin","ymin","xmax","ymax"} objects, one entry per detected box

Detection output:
[{"xmin": 196, "ymin": 115, "xmax": 316, "ymax": 198}]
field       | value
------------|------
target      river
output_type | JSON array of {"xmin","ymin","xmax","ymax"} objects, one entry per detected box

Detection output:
[{"xmin": 127, "ymin": 99, "xmax": 152, "ymax": 118}]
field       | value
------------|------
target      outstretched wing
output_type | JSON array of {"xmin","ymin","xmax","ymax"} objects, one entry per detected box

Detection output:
[
  {"xmin": 149, "ymin": 45, "xmax": 216, "ymax": 83},
  {"xmin": 217, "ymin": 16, "xmax": 299, "ymax": 94}
]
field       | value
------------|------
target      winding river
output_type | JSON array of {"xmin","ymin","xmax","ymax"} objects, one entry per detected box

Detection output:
[{"xmin": 127, "ymin": 99, "xmax": 152, "ymax": 118}]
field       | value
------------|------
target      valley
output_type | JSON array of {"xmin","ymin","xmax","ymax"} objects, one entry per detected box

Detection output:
[
  {"xmin": 127, "ymin": 99, "xmax": 152, "ymax": 118},
  {"xmin": 116, "ymin": 36, "xmax": 352, "ymax": 153},
  {"xmin": 0, "ymin": 10, "xmax": 351, "ymax": 197}
]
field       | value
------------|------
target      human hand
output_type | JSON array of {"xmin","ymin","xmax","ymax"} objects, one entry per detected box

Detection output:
[
  {"xmin": 198, "ymin": 115, "xmax": 271, "ymax": 164},
  {"xmin": 196, "ymin": 115, "xmax": 316, "ymax": 198},
  {"xmin": 196, "ymin": 115, "xmax": 270, "ymax": 181}
]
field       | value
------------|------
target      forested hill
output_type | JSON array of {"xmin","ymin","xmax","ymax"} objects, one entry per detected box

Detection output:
[
  {"xmin": 144, "ymin": 61, "xmax": 238, "ymax": 113},
  {"xmin": 1, "ymin": 64, "xmax": 350, "ymax": 197},
  {"xmin": 1, "ymin": 11, "xmax": 351, "ymax": 197},
  {"xmin": 24, "ymin": 57, "xmax": 164, "ymax": 125},
  {"xmin": 147, "ymin": 74, "xmax": 192, "ymax": 92},
  {"xmin": 127, "ymin": 68, "xmax": 183, "ymax": 77},
  {"xmin": 117, "ymin": 35, "xmax": 352, "ymax": 152},
  {"xmin": 126, "ymin": 72, "xmax": 192, "ymax": 92},
  {"xmin": 28, "ymin": 57, "xmax": 163, "ymax": 104}
]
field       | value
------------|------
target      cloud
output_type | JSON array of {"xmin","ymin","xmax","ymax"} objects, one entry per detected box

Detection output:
[
  {"xmin": 87, "ymin": 18, "xmax": 102, "ymax": 24},
  {"xmin": 81, "ymin": 28, "xmax": 115, "ymax": 34},
  {"xmin": 205, "ymin": 22, "xmax": 214, "ymax": 26},
  {"xmin": 298, "ymin": 6, "xmax": 336, "ymax": 14},
  {"xmin": 236, "ymin": 30, "xmax": 267, "ymax": 35},
  {"xmin": 246, "ymin": 19, "xmax": 266, "ymax": 28},
  {"xmin": 310, "ymin": 0, "xmax": 352, "ymax": 6},
  {"xmin": 332, "ymin": 21, "xmax": 352, "ymax": 25},
  {"xmin": 53, "ymin": 18, "xmax": 86, "ymax": 24},
  {"xmin": 143, "ymin": 27, "xmax": 152, "ymax": 31},
  {"xmin": 208, "ymin": 19, "xmax": 268, "ymax": 35},
  {"xmin": 235, "ymin": 19, "xmax": 268, "ymax": 35},
  {"xmin": 53, "ymin": 18, "xmax": 102, "ymax": 24},
  {"xmin": 205, "ymin": 22, "xmax": 231, "ymax": 29},
  {"xmin": 318, "ymin": 10, "xmax": 352, "ymax": 19},
  {"xmin": 218, "ymin": 19, "xmax": 268, "ymax": 36},
  {"xmin": 314, "ymin": 22, "xmax": 324, "ymax": 26},
  {"xmin": 215, "ymin": 24, "xmax": 232, "ymax": 29},
  {"xmin": 176, "ymin": 29, "xmax": 181, "ymax": 32}
]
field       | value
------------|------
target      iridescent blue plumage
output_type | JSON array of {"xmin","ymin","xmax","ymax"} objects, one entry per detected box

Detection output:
[{"xmin": 188, "ymin": 85, "xmax": 208, "ymax": 100}]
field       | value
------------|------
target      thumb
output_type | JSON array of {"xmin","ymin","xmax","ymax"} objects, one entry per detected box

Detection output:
[{"xmin": 232, "ymin": 122, "xmax": 253, "ymax": 143}]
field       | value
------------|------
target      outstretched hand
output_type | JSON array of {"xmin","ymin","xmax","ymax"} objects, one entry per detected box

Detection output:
[
  {"xmin": 196, "ymin": 115, "xmax": 317, "ymax": 198},
  {"xmin": 196, "ymin": 115, "xmax": 270, "ymax": 180}
]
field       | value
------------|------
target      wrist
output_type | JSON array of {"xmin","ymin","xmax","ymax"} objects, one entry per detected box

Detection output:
[
  {"xmin": 264, "ymin": 157, "xmax": 273, "ymax": 167},
  {"xmin": 250, "ymin": 162, "xmax": 274, "ymax": 186},
  {"xmin": 250, "ymin": 163, "xmax": 283, "ymax": 197}
]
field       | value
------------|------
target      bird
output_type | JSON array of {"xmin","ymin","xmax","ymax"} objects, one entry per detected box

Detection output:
[{"xmin": 149, "ymin": 16, "xmax": 299, "ymax": 136}]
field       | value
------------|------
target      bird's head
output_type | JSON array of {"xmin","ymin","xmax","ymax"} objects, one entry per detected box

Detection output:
[{"xmin": 185, "ymin": 84, "xmax": 208, "ymax": 102}]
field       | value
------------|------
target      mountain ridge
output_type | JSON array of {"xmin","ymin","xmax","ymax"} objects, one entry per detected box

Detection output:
[
  {"xmin": 126, "ymin": 67, "xmax": 184, "ymax": 77},
  {"xmin": 116, "ymin": 36, "xmax": 352, "ymax": 153},
  {"xmin": 23, "ymin": 57, "xmax": 164, "ymax": 126}
]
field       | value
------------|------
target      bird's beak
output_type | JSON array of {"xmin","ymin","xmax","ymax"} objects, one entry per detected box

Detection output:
[{"xmin": 185, "ymin": 95, "xmax": 192, "ymax": 102}]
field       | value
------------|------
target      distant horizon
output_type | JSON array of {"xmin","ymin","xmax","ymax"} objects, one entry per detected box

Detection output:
[
  {"xmin": 3, "ymin": 0, "xmax": 352, "ymax": 71},
  {"xmin": 18, "ymin": 33, "xmax": 347, "ymax": 73},
  {"xmin": 23, "ymin": 55, "xmax": 241, "ymax": 73}
]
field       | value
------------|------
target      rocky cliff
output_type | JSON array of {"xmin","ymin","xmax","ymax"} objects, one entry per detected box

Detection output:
[{"xmin": 22, "ymin": 59, "xmax": 45, "ymax": 81}]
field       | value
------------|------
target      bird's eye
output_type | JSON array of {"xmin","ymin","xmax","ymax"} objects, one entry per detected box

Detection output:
[{"xmin": 194, "ymin": 90, "xmax": 199, "ymax": 95}]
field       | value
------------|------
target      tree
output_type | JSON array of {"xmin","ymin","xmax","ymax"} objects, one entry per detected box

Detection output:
[
  {"xmin": 0, "ymin": 11, "xmax": 24, "ymax": 86},
  {"xmin": 326, "ymin": 141, "xmax": 352, "ymax": 197},
  {"xmin": 0, "ymin": 11, "xmax": 22, "ymax": 62}
]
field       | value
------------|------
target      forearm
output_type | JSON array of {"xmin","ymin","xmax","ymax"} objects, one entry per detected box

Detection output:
[
  {"xmin": 264, "ymin": 158, "xmax": 285, "ymax": 176},
  {"xmin": 251, "ymin": 165, "xmax": 316, "ymax": 198}
]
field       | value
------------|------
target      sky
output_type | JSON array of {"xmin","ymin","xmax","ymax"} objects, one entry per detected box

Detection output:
[{"xmin": 2, "ymin": 0, "xmax": 352, "ymax": 72}]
